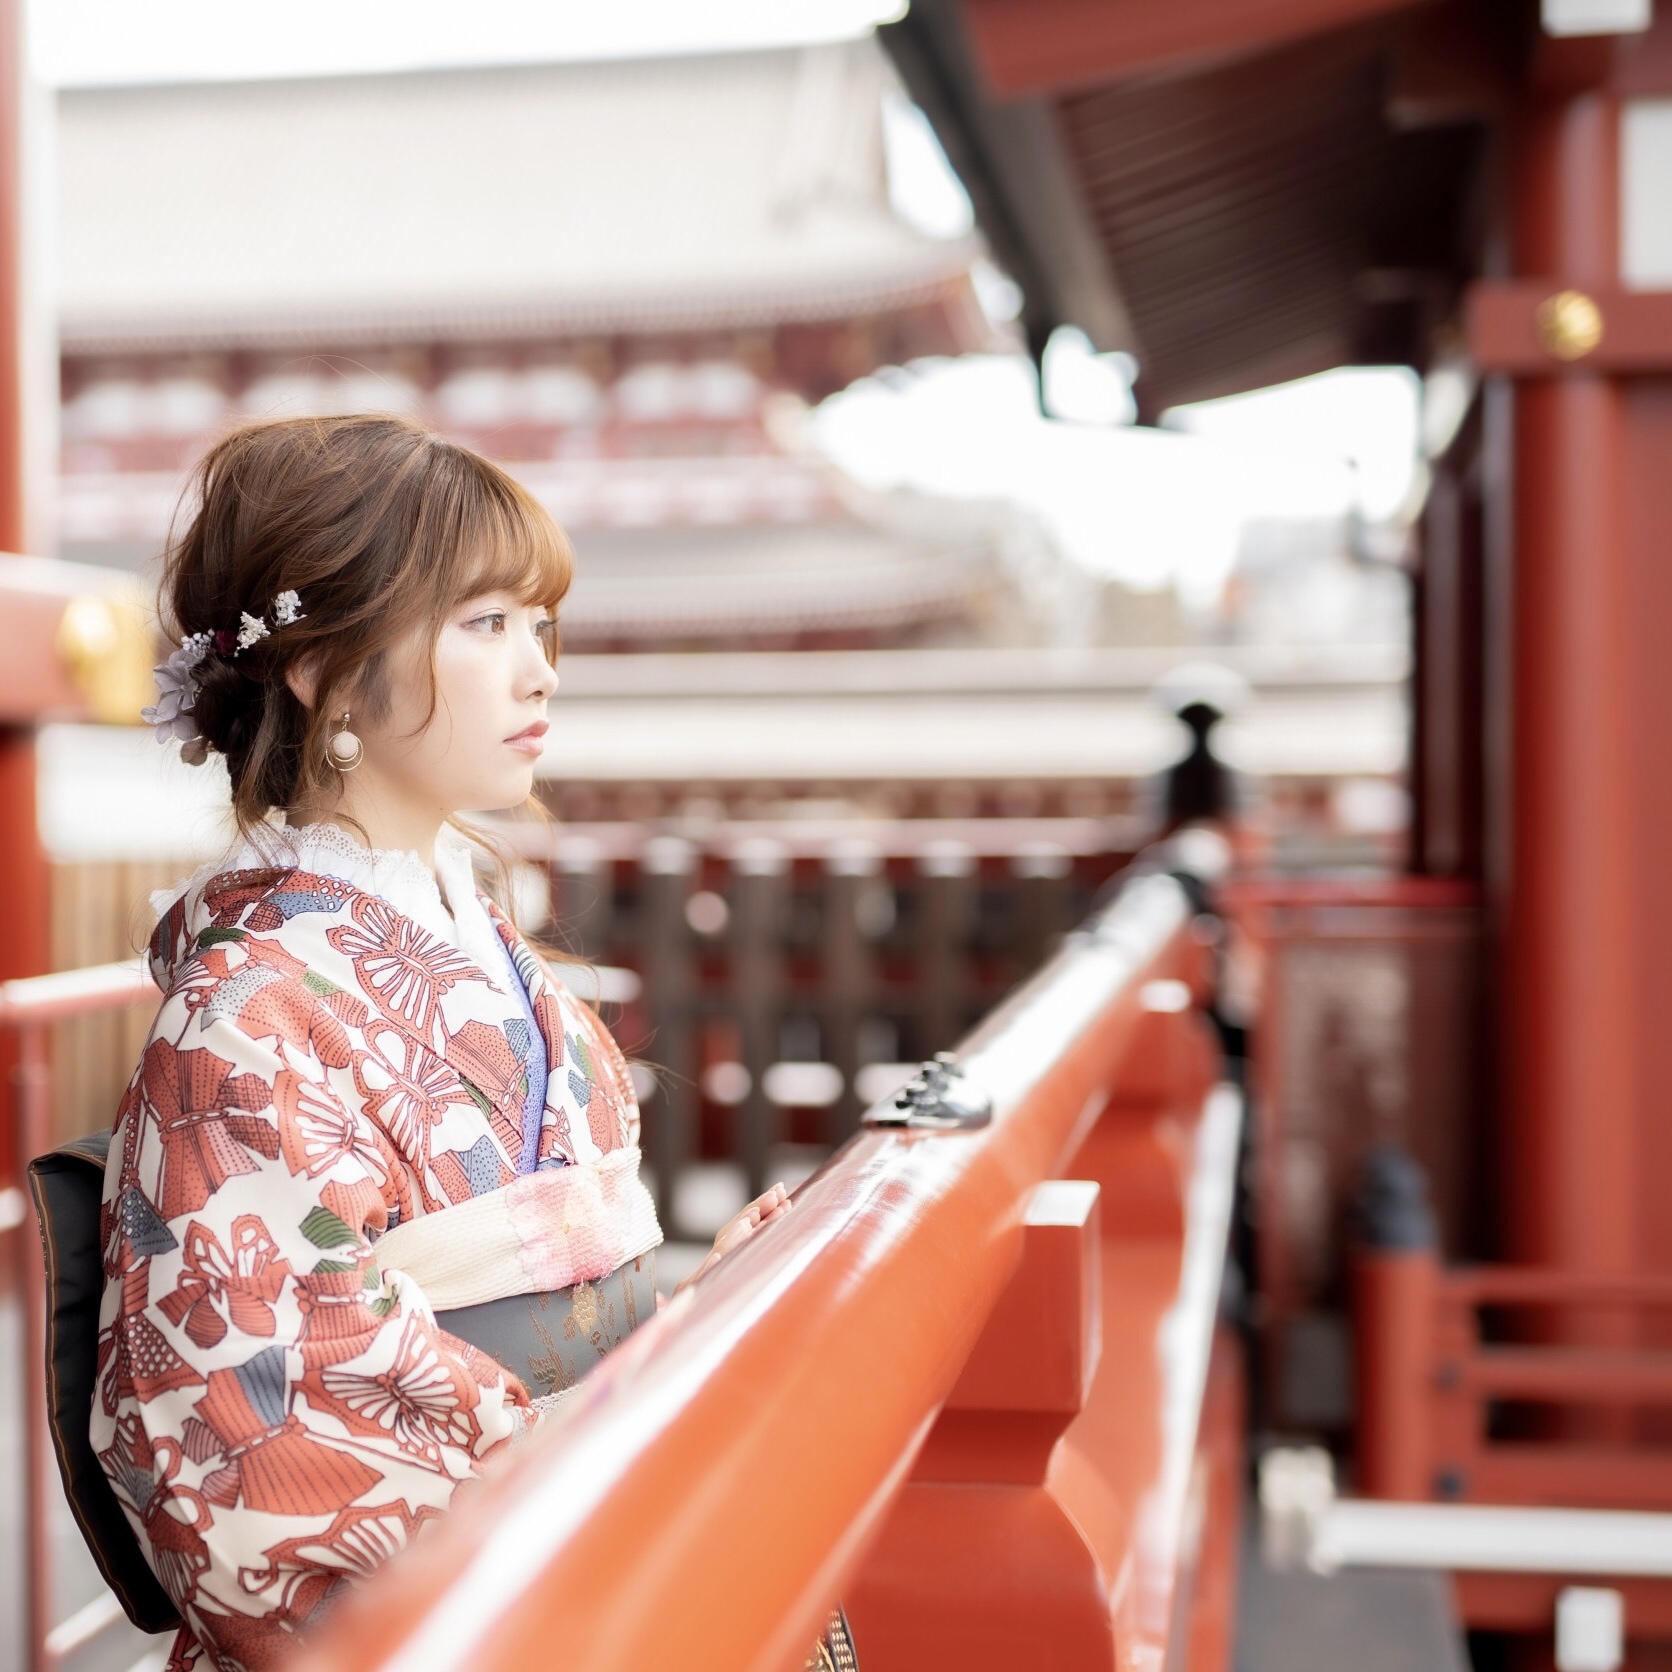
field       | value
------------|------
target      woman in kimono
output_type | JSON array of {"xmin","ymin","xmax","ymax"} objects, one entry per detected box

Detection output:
[{"xmin": 98, "ymin": 414, "xmax": 790, "ymax": 1670}]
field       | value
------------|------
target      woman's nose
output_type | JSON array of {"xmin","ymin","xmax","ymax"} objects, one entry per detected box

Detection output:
[{"xmin": 519, "ymin": 633, "xmax": 558, "ymax": 699}]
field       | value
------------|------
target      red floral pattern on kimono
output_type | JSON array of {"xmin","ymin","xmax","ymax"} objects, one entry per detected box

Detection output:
[{"xmin": 95, "ymin": 864, "xmax": 651, "ymax": 1670}]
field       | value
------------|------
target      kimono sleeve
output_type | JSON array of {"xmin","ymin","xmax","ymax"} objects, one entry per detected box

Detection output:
[{"xmin": 94, "ymin": 1005, "xmax": 533, "ymax": 1665}]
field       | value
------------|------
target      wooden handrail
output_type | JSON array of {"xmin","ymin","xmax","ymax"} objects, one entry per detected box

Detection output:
[
  {"xmin": 1442, "ymin": 1267, "xmax": 1672, "ymax": 1306},
  {"xmin": 1460, "ymin": 1346, "xmax": 1672, "ymax": 1402},
  {"xmin": 0, "ymin": 957, "xmax": 157, "ymax": 1024},
  {"xmin": 307, "ymin": 867, "xmax": 1203, "ymax": 1672}
]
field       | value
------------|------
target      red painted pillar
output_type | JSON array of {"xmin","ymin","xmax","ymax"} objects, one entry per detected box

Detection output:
[
  {"xmin": 1501, "ymin": 86, "xmax": 1638, "ymax": 1279},
  {"xmin": 0, "ymin": 0, "xmax": 22, "ymax": 549},
  {"xmin": 0, "ymin": 0, "xmax": 45, "ymax": 1209}
]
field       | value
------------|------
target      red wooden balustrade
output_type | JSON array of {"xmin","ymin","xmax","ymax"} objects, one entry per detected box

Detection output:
[
  {"xmin": 298, "ymin": 855, "xmax": 1243, "ymax": 1672},
  {"xmin": 1355, "ymin": 1246, "xmax": 1672, "ymax": 1640},
  {"xmin": 1357, "ymin": 1252, "xmax": 1672, "ymax": 1509}
]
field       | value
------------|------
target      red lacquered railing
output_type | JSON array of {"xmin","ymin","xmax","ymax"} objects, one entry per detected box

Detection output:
[{"xmin": 303, "ymin": 853, "xmax": 1243, "ymax": 1672}]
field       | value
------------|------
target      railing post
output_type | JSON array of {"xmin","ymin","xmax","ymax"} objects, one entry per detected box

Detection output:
[
  {"xmin": 822, "ymin": 840, "xmax": 878, "ymax": 1146},
  {"xmin": 730, "ymin": 838, "xmax": 787, "ymax": 1201},
  {"xmin": 641, "ymin": 837, "xmax": 695, "ymax": 1234},
  {"xmin": 849, "ymin": 1180, "xmax": 1111, "ymax": 1667},
  {"xmin": 1353, "ymin": 1146, "xmax": 1441, "ymax": 1500},
  {"xmin": 553, "ymin": 834, "xmax": 612, "ymax": 963},
  {"xmin": 1009, "ymin": 841, "xmax": 1071, "ymax": 982}
]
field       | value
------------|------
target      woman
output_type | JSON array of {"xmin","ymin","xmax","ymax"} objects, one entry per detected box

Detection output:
[{"xmin": 98, "ymin": 414, "xmax": 789, "ymax": 1669}]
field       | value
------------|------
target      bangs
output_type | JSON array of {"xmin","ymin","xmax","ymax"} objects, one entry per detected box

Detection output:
[{"xmin": 440, "ymin": 453, "xmax": 574, "ymax": 613}]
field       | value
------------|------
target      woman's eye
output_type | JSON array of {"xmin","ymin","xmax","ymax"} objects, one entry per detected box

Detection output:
[
  {"xmin": 535, "ymin": 617, "xmax": 558, "ymax": 641},
  {"xmin": 467, "ymin": 612, "xmax": 507, "ymax": 634}
]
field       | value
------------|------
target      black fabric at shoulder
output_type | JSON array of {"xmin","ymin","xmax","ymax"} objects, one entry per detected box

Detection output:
[{"xmin": 27, "ymin": 1131, "xmax": 181, "ymax": 1634}]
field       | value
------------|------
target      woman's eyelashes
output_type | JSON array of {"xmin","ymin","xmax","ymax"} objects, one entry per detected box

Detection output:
[{"xmin": 460, "ymin": 609, "xmax": 557, "ymax": 641}]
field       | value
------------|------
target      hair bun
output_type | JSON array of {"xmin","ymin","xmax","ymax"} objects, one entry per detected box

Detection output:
[{"xmin": 187, "ymin": 648, "xmax": 263, "ymax": 768}]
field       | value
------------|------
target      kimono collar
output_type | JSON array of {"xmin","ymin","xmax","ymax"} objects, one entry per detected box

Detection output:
[{"xmin": 152, "ymin": 821, "xmax": 508, "ymax": 977}]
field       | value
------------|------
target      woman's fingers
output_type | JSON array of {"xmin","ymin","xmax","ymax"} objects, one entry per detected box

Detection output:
[
  {"xmin": 714, "ymin": 1215, "xmax": 755, "ymax": 1256},
  {"xmin": 747, "ymin": 1183, "xmax": 791, "ymax": 1223},
  {"xmin": 677, "ymin": 1183, "xmax": 797, "ymax": 1298},
  {"xmin": 712, "ymin": 1184, "xmax": 793, "ymax": 1256}
]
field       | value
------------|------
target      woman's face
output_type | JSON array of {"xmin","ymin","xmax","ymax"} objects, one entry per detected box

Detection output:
[{"xmin": 350, "ymin": 591, "xmax": 559, "ymax": 818}]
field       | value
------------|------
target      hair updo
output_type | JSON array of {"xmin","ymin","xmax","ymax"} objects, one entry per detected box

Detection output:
[{"xmin": 159, "ymin": 413, "xmax": 573, "ymax": 837}]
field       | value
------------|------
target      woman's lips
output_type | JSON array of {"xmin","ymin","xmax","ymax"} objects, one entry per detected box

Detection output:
[{"xmin": 504, "ymin": 722, "xmax": 549, "ymax": 756}]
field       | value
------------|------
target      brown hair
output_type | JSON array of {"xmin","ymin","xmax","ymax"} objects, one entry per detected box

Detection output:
[{"xmin": 159, "ymin": 413, "xmax": 572, "ymax": 838}]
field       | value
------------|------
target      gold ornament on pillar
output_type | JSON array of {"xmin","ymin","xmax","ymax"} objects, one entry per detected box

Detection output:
[
  {"xmin": 57, "ymin": 586, "xmax": 157, "ymax": 726},
  {"xmin": 327, "ymin": 710, "xmax": 364, "ymax": 773},
  {"xmin": 1535, "ymin": 289, "xmax": 1604, "ymax": 361}
]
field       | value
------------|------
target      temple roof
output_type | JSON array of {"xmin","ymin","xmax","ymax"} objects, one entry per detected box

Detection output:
[
  {"xmin": 57, "ymin": 41, "xmax": 989, "ymax": 353},
  {"xmin": 558, "ymin": 517, "xmax": 1003, "ymax": 646}
]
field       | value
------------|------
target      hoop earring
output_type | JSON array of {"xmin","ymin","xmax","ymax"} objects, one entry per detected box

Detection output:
[{"xmin": 327, "ymin": 710, "xmax": 364, "ymax": 773}]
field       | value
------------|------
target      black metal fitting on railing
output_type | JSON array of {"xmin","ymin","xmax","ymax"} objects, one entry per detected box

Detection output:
[{"xmin": 864, "ymin": 1052, "xmax": 993, "ymax": 1131}]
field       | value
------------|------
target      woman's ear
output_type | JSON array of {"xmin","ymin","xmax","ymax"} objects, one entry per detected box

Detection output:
[{"xmin": 285, "ymin": 655, "xmax": 322, "ymax": 712}]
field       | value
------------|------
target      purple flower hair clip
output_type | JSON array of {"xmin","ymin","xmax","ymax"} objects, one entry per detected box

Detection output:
[{"xmin": 141, "ymin": 590, "xmax": 305, "ymax": 764}]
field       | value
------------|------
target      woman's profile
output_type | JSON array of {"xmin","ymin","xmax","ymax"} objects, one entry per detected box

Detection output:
[{"xmin": 96, "ymin": 413, "xmax": 789, "ymax": 1669}]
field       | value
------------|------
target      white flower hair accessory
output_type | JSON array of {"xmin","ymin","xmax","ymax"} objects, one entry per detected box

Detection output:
[{"xmin": 142, "ymin": 590, "xmax": 306, "ymax": 763}]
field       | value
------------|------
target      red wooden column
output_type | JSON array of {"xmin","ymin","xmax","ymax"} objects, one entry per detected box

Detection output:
[
  {"xmin": 0, "ymin": 0, "xmax": 45, "ymax": 1189},
  {"xmin": 1469, "ymin": 22, "xmax": 1672, "ymax": 1285},
  {"xmin": 1503, "ymin": 86, "xmax": 1636, "ymax": 1278}
]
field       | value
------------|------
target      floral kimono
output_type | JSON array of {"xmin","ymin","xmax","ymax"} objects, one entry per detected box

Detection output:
[{"xmin": 92, "ymin": 824, "xmax": 661, "ymax": 1670}]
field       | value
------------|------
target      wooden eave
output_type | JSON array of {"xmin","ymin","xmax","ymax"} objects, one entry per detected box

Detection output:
[
  {"xmin": 960, "ymin": 0, "xmax": 1432, "ymax": 97},
  {"xmin": 887, "ymin": 0, "xmax": 1508, "ymax": 416}
]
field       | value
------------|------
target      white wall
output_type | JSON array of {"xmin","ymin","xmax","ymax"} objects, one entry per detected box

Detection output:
[{"xmin": 1622, "ymin": 98, "xmax": 1672, "ymax": 289}]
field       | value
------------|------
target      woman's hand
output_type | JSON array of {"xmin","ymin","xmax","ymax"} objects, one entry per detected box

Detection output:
[{"xmin": 673, "ymin": 1182, "xmax": 793, "ymax": 1296}]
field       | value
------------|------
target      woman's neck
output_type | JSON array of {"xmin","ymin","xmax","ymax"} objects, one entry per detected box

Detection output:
[{"xmin": 286, "ymin": 776, "xmax": 446, "ymax": 871}]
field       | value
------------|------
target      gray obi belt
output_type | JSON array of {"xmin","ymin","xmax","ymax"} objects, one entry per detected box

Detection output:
[
  {"xmin": 436, "ymin": 1252, "xmax": 658, "ymax": 1396},
  {"xmin": 368, "ymin": 1151, "xmax": 663, "ymax": 1399}
]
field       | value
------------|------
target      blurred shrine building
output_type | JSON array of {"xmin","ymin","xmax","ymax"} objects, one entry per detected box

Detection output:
[
  {"xmin": 55, "ymin": 45, "xmax": 997, "ymax": 642},
  {"xmin": 50, "ymin": 40, "xmax": 1402, "ymax": 842}
]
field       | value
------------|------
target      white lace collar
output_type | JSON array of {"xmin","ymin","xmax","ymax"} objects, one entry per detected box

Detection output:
[{"xmin": 276, "ymin": 821, "xmax": 446, "ymax": 907}]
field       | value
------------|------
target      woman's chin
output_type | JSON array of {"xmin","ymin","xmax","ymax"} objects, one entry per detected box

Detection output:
[{"xmin": 462, "ymin": 771, "xmax": 539, "ymax": 815}]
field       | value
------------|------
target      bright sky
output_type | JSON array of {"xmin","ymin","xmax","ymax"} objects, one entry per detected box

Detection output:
[
  {"xmin": 28, "ymin": 0, "xmax": 908, "ymax": 84},
  {"xmin": 34, "ymin": 0, "xmax": 1422, "ymax": 604},
  {"xmin": 814, "ymin": 358, "xmax": 1419, "ymax": 607}
]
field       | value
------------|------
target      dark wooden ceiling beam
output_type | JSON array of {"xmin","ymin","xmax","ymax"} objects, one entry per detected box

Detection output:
[
  {"xmin": 960, "ymin": 0, "xmax": 1431, "ymax": 98},
  {"xmin": 879, "ymin": 1, "xmax": 1136, "ymax": 360}
]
